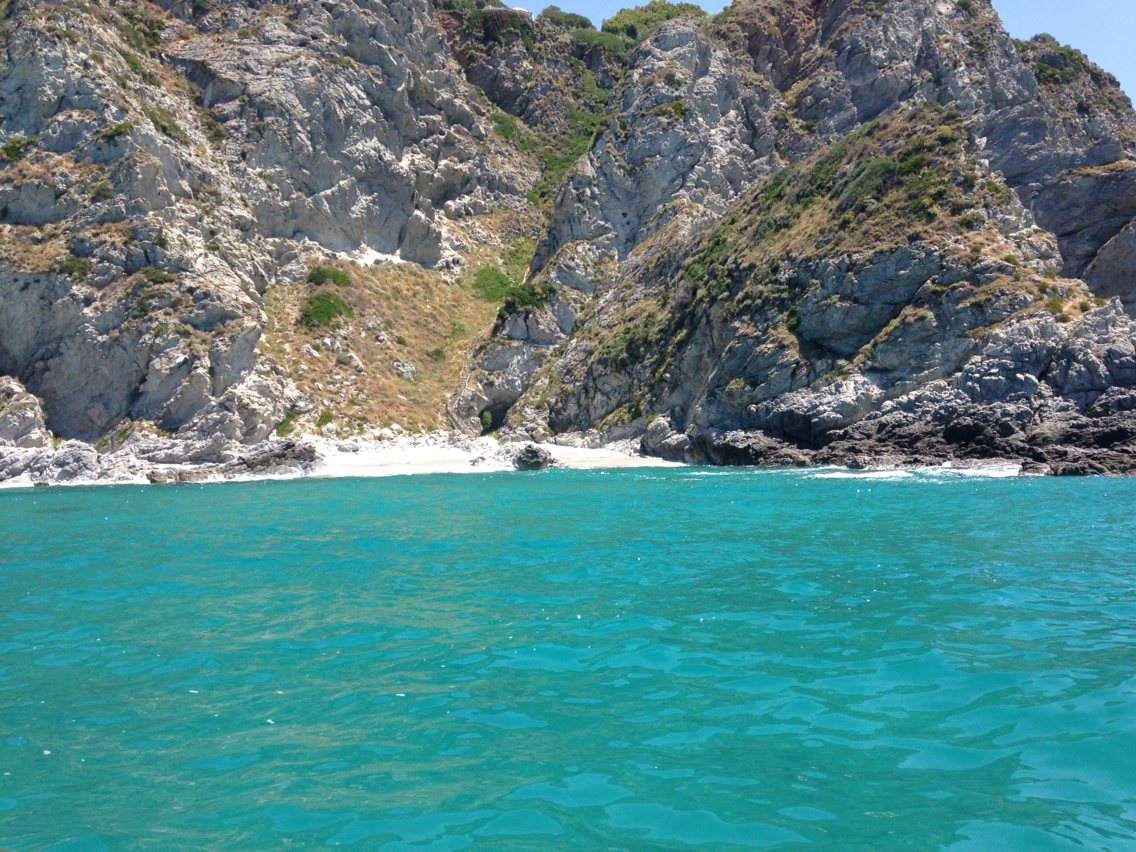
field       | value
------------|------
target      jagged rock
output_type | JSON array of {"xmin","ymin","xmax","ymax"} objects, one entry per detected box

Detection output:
[
  {"xmin": 513, "ymin": 443, "xmax": 554, "ymax": 470},
  {"xmin": 533, "ymin": 17, "xmax": 785, "ymax": 277},
  {"xmin": 392, "ymin": 361, "xmax": 418, "ymax": 382},
  {"xmin": 3, "ymin": 0, "xmax": 1136, "ymax": 481},
  {"xmin": 0, "ymin": 377, "xmax": 53, "ymax": 448},
  {"xmin": 228, "ymin": 438, "xmax": 318, "ymax": 473}
]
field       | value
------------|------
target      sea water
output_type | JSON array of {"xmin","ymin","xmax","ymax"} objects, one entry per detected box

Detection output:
[{"xmin": 1, "ymin": 468, "xmax": 1135, "ymax": 850}]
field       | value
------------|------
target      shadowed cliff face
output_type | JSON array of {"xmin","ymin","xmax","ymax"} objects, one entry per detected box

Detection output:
[{"xmin": 1, "ymin": 0, "xmax": 1135, "ymax": 476}]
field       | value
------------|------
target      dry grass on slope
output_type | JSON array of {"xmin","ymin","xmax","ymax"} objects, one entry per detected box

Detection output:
[
  {"xmin": 260, "ymin": 226, "xmax": 544, "ymax": 437},
  {"xmin": 553, "ymin": 103, "xmax": 1100, "ymax": 414}
]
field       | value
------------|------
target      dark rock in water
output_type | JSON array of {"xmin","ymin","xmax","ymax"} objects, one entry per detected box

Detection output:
[{"xmin": 514, "ymin": 444, "xmax": 554, "ymax": 471}]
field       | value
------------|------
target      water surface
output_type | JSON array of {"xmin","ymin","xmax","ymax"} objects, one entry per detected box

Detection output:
[{"xmin": 1, "ymin": 468, "xmax": 1135, "ymax": 850}]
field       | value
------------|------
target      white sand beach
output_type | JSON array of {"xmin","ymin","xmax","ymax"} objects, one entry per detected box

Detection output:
[{"xmin": 310, "ymin": 435, "xmax": 685, "ymax": 479}]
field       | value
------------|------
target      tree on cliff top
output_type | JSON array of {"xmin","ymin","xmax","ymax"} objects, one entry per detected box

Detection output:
[{"xmin": 601, "ymin": 0, "xmax": 706, "ymax": 42}]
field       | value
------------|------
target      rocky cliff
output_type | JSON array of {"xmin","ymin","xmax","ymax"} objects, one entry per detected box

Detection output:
[{"xmin": 1, "ymin": 0, "xmax": 1134, "ymax": 481}]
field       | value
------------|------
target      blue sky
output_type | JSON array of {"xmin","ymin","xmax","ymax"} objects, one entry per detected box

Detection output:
[{"xmin": 516, "ymin": 0, "xmax": 1135, "ymax": 97}]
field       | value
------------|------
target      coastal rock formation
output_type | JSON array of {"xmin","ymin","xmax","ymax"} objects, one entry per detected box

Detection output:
[
  {"xmin": 2, "ymin": 0, "xmax": 1136, "ymax": 481},
  {"xmin": 0, "ymin": 0, "xmax": 536, "ymax": 456},
  {"xmin": 513, "ymin": 441, "xmax": 555, "ymax": 470},
  {"xmin": 506, "ymin": 100, "xmax": 1136, "ymax": 474},
  {"xmin": 0, "ymin": 376, "xmax": 52, "ymax": 449}
]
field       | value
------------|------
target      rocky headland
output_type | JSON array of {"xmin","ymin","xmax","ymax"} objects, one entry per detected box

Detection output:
[{"xmin": 1, "ymin": 0, "xmax": 1134, "ymax": 483}]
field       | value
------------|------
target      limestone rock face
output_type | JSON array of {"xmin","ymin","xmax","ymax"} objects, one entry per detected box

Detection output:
[
  {"xmin": 4, "ymin": 0, "xmax": 1136, "ymax": 479},
  {"xmin": 708, "ymin": 1, "xmax": 1136, "ymax": 300},
  {"xmin": 0, "ymin": 377, "xmax": 52, "ymax": 448},
  {"xmin": 0, "ymin": 0, "xmax": 534, "ymax": 459},
  {"xmin": 533, "ymin": 18, "xmax": 787, "ymax": 277}
]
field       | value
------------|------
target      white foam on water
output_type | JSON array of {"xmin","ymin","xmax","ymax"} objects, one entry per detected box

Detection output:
[{"xmin": 811, "ymin": 470, "xmax": 916, "ymax": 481}]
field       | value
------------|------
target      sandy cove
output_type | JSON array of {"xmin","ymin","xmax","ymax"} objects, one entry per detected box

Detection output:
[{"xmin": 309, "ymin": 435, "xmax": 685, "ymax": 478}]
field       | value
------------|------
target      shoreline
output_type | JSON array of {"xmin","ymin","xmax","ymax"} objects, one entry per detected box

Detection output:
[
  {"xmin": 0, "ymin": 430, "xmax": 1038, "ymax": 491},
  {"xmin": 308, "ymin": 437, "xmax": 687, "ymax": 479},
  {"xmin": 0, "ymin": 434, "xmax": 687, "ymax": 490}
]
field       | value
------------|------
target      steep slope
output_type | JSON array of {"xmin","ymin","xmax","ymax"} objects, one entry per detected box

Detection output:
[
  {"xmin": 707, "ymin": 0, "xmax": 1136, "ymax": 299},
  {"xmin": 506, "ymin": 96, "xmax": 1136, "ymax": 474},
  {"xmin": 0, "ymin": 0, "xmax": 541, "ymax": 473},
  {"xmin": 2, "ymin": 0, "xmax": 1135, "ymax": 480}
]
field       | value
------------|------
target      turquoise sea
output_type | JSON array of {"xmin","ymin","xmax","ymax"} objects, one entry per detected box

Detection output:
[{"xmin": 1, "ymin": 468, "xmax": 1136, "ymax": 850}]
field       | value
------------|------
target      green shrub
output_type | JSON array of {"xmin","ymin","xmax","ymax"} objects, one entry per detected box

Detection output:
[
  {"xmin": 480, "ymin": 410, "xmax": 493, "ymax": 431},
  {"xmin": 89, "ymin": 182, "xmax": 114, "ymax": 201},
  {"xmin": 1034, "ymin": 61, "xmax": 1077, "ymax": 85},
  {"xmin": 118, "ymin": 49, "xmax": 144, "ymax": 74},
  {"xmin": 468, "ymin": 9, "xmax": 534, "ymax": 52},
  {"xmin": 120, "ymin": 6, "xmax": 163, "ymax": 50},
  {"xmin": 472, "ymin": 266, "xmax": 515, "ymax": 301},
  {"xmin": 144, "ymin": 106, "xmax": 188, "ymax": 143},
  {"xmin": 573, "ymin": 28, "xmax": 626, "ymax": 53},
  {"xmin": 956, "ymin": 0, "xmax": 974, "ymax": 14},
  {"xmin": 204, "ymin": 241, "xmax": 219, "ymax": 252},
  {"xmin": 437, "ymin": 0, "xmax": 505, "ymax": 10},
  {"xmin": 427, "ymin": 347, "xmax": 446, "ymax": 362},
  {"xmin": 204, "ymin": 116, "xmax": 226, "ymax": 142},
  {"xmin": 307, "ymin": 265, "xmax": 351, "ymax": 287},
  {"xmin": 539, "ymin": 5, "xmax": 593, "ymax": 28},
  {"xmin": 275, "ymin": 409, "xmax": 298, "ymax": 436},
  {"xmin": 1, "ymin": 135, "xmax": 36, "ymax": 161},
  {"xmin": 55, "ymin": 254, "xmax": 91, "ymax": 279},
  {"xmin": 315, "ymin": 410, "xmax": 333, "ymax": 429},
  {"xmin": 236, "ymin": 28, "xmax": 251, "ymax": 38},
  {"xmin": 602, "ymin": 0, "xmax": 705, "ymax": 43},
  {"xmin": 298, "ymin": 291, "xmax": 353, "ymax": 329},
  {"xmin": 102, "ymin": 121, "xmax": 133, "ymax": 140},
  {"xmin": 836, "ymin": 156, "xmax": 898, "ymax": 211},
  {"xmin": 490, "ymin": 111, "xmax": 532, "ymax": 147},
  {"xmin": 154, "ymin": 233, "xmax": 168, "ymax": 248},
  {"xmin": 472, "ymin": 265, "xmax": 552, "ymax": 317},
  {"xmin": 958, "ymin": 212, "xmax": 986, "ymax": 231},
  {"xmin": 139, "ymin": 266, "xmax": 176, "ymax": 283}
]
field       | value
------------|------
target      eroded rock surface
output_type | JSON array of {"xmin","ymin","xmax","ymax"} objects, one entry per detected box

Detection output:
[{"xmin": 4, "ymin": 0, "xmax": 1136, "ymax": 480}]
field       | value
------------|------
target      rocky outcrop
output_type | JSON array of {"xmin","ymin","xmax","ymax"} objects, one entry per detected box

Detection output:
[
  {"xmin": 0, "ymin": 428, "xmax": 320, "ymax": 485},
  {"xmin": 708, "ymin": 1, "xmax": 1136, "ymax": 302},
  {"xmin": 513, "ymin": 442, "xmax": 555, "ymax": 470},
  {"xmin": 3, "ymin": 0, "xmax": 1136, "ymax": 480},
  {"xmin": 532, "ymin": 17, "xmax": 789, "ymax": 278},
  {"xmin": 506, "ymin": 100, "xmax": 1136, "ymax": 475},
  {"xmin": 0, "ymin": 0, "xmax": 536, "ymax": 456},
  {"xmin": 0, "ymin": 377, "xmax": 52, "ymax": 449}
]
